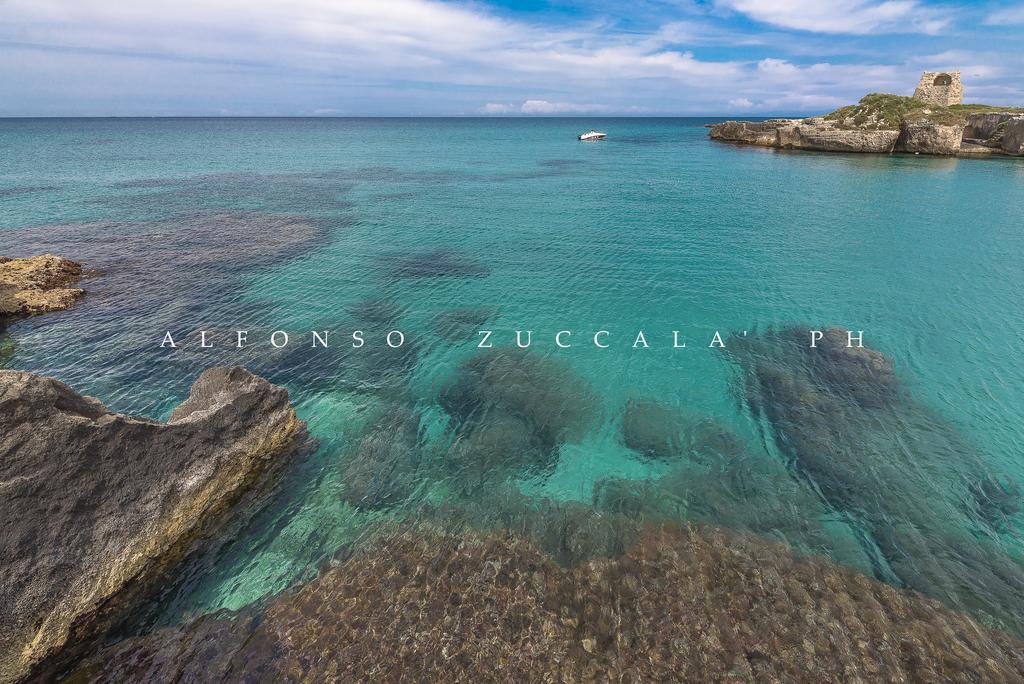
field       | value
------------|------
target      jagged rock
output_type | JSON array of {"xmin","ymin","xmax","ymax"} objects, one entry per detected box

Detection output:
[
  {"xmin": 897, "ymin": 120, "xmax": 965, "ymax": 155},
  {"xmin": 0, "ymin": 254, "xmax": 84, "ymax": 321},
  {"xmin": 708, "ymin": 119, "xmax": 798, "ymax": 146},
  {"xmin": 0, "ymin": 367, "xmax": 305, "ymax": 682},
  {"xmin": 1001, "ymin": 118, "xmax": 1024, "ymax": 155},
  {"xmin": 69, "ymin": 524, "xmax": 1024, "ymax": 682}
]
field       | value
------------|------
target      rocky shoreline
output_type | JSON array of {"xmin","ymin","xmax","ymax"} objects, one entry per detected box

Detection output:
[
  {"xmin": 0, "ymin": 366, "xmax": 306, "ymax": 682},
  {"xmin": 709, "ymin": 94, "xmax": 1024, "ymax": 157}
]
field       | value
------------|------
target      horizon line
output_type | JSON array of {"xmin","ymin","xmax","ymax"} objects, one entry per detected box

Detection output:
[{"xmin": 0, "ymin": 114, "xmax": 803, "ymax": 120}]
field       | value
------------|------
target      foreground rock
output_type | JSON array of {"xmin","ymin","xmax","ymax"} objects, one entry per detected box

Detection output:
[
  {"xmin": 0, "ymin": 254, "xmax": 84, "ymax": 322},
  {"xmin": 0, "ymin": 367, "xmax": 305, "ymax": 682},
  {"xmin": 710, "ymin": 93, "xmax": 1024, "ymax": 156},
  {"xmin": 72, "ymin": 524, "xmax": 1024, "ymax": 682}
]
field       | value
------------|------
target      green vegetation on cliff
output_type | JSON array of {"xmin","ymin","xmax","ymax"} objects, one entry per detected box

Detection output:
[{"xmin": 825, "ymin": 93, "xmax": 1023, "ymax": 130}]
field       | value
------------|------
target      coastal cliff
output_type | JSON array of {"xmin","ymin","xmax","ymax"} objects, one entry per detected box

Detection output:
[
  {"xmin": 0, "ymin": 367, "xmax": 305, "ymax": 683},
  {"xmin": 710, "ymin": 93, "xmax": 1024, "ymax": 156}
]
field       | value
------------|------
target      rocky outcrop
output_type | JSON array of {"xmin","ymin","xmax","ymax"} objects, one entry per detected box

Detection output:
[
  {"xmin": 0, "ymin": 367, "xmax": 305, "ymax": 683},
  {"xmin": 1000, "ymin": 118, "xmax": 1024, "ymax": 155},
  {"xmin": 897, "ymin": 120, "xmax": 964, "ymax": 155},
  {"xmin": 708, "ymin": 119, "xmax": 798, "ymax": 146},
  {"xmin": 710, "ymin": 93, "xmax": 1024, "ymax": 157},
  {"xmin": 711, "ymin": 118, "xmax": 900, "ymax": 153},
  {"xmin": 0, "ymin": 254, "xmax": 84, "ymax": 322},
  {"xmin": 69, "ymin": 524, "xmax": 1024, "ymax": 682},
  {"xmin": 962, "ymin": 112, "xmax": 1024, "ymax": 155}
]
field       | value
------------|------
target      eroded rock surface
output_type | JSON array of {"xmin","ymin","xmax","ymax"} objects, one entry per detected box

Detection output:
[
  {"xmin": 0, "ymin": 254, "xmax": 84, "ymax": 321},
  {"xmin": 71, "ymin": 524, "xmax": 1024, "ymax": 682},
  {"xmin": 0, "ymin": 367, "xmax": 305, "ymax": 682},
  {"xmin": 710, "ymin": 93, "xmax": 1024, "ymax": 156}
]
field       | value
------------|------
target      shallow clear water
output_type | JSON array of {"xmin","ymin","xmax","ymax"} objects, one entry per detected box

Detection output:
[{"xmin": 2, "ymin": 118, "xmax": 1023, "ymax": 632}]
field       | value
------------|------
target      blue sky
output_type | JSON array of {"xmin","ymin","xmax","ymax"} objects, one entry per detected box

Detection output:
[{"xmin": 1, "ymin": 0, "xmax": 1021, "ymax": 116}]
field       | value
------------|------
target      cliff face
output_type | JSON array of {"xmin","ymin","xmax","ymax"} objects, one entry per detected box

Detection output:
[
  {"xmin": 710, "ymin": 93, "xmax": 1024, "ymax": 156},
  {"xmin": 0, "ymin": 367, "xmax": 305, "ymax": 683},
  {"xmin": 0, "ymin": 255, "xmax": 84, "ymax": 323}
]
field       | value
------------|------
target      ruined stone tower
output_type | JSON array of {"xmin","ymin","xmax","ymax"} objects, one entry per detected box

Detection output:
[{"xmin": 913, "ymin": 71, "xmax": 963, "ymax": 106}]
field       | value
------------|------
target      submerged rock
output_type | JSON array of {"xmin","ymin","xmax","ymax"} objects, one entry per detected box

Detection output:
[
  {"xmin": 439, "ymin": 348, "xmax": 597, "ymax": 451},
  {"xmin": 0, "ymin": 254, "xmax": 84, "ymax": 322},
  {"xmin": 379, "ymin": 248, "xmax": 490, "ymax": 280},
  {"xmin": 444, "ymin": 414, "xmax": 550, "ymax": 495},
  {"xmin": 70, "ymin": 524, "xmax": 1024, "ymax": 682},
  {"xmin": 430, "ymin": 306, "xmax": 496, "ymax": 342},
  {"xmin": 728, "ymin": 326, "xmax": 1024, "ymax": 635},
  {"xmin": 339, "ymin": 408, "xmax": 422, "ymax": 510},
  {"xmin": 620, "ymin": 398, "xmax": 687, "ymax": 460},
  {"xmin": 0, "ymin": 367, "xmax": 305, "ymax": 682}
]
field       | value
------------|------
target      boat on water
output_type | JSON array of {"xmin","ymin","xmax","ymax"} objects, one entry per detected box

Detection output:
[{"xmin": 578, "ymin": 130, "xmax": 606, "ymax": 141}]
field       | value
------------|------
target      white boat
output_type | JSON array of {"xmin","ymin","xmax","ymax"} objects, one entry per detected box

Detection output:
[{"xmin": 578, "ymin": 130, "xmax": 606, "ymax": 141}]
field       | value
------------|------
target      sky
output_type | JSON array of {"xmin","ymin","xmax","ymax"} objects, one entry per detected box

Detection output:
[{"xmin": 0, "ymin": 0, "xmax": 1021, "ymax": 116}]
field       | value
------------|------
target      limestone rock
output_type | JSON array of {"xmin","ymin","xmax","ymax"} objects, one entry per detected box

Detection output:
[
  {"xmin": 897, "ymin": 120, "xmax": 965, "ymax": 155},
  {"xmin": 710, "ymin": 119, "xmax": 900, "ymax": 153},
  {"xmin": 70, "ymin": 524, "xmax": 1024, "ymax": 682},
  {"xmin": 962, "ymin": 112, "xmax": 1024, "ymax": 156},
  {"xmin": 1001, "ymin": 118, "xmax": 1024, "ymax": 156},
  {"xmin": 0, "ymin": 254, "xmax": 84, "ymax": 321},
  {"xmin": 0, "ymin": 367, "xmax": 305, "ymax": 682},
  {"xmin": 785, "ymin": 125, "xmax": 899, "ymax": 153},
  {"xmin": 707, "ymin": 119, "xmax": 799, "ymax": 146}
]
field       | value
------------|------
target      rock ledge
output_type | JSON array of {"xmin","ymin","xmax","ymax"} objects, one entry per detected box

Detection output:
[{"xmin": 0, "ymin": 367, "xmax": 305, "ymax": 683}]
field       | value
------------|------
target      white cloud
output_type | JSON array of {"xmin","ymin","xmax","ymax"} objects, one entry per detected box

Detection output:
[
  {"xmin": 728, "ymin": 97, "xmax": 754, "ymax": 109},
  {"xmin": 481, "ymin": 100, "xmax": 613, "ymax": 115},
  {"xmin": 984, "ymin": 5, "xmax": 1024, "ymax": 25},
  {"xmin": 480, "ymin": 103, "xmax": 516, "ymax": 114},
  {"xmin": 519, "ymin": 100, "xmax": 610, "ymax": 114},
  {"xmin": 715, "ymin": 0, "xmax": 950, "ymax": 34},
  {"xmin": 0, "ymin": 0, "xmax": 1019, "ymax": 114}
]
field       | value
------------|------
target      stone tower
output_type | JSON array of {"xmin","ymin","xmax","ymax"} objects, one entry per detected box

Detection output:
[{"xmin": 913, "ymin": 71, "xmax": 963, "ymax": 106}]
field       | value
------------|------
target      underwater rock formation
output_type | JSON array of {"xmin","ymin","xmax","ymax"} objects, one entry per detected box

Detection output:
[
  {"xmin": 0, "ymin": 367, "xmax": 305, "ymax": 682},
  {"xmin": 439, "ymin": 347, "xmax": 597, "ymax": 450},
  {"xmin": 0, "ymin": 254, "xmax": 84, "ymax": 323},
  {"xmin": 69, "ymin": 524, "xmax": 1024, "ymax": 682},
  {"xmin": 379, "ymin": 248, "xmax": 490, "ymax": 280},
  {"xmin": 438, "ymin": 348, "xmax": 598, "ymax": 494},
  {"xmin": 620, "ymin": 398, "xmax": 687, "ymax": 460},
  {"xmin": 0, "ymin": 212, "xmax": 330, "ymax": 399},
  {"xmin": 339, "ymin": 407, "xmax": 423, "ymax": 510},
  {"xmin": 728, "ymin": 325, "xmax": 1024, "ymax": 635},
  {"xmin": 431, "ymin": 306, "xmax": 496, "ymax": 342}
]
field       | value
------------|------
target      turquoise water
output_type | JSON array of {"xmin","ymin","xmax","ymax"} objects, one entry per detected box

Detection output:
[{"xmin": 2, "ymin": 118, "xmax": 1023, "ymax": 632}]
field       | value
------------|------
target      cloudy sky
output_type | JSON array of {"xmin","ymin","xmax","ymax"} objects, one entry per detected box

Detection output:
[{"xmin": 1, "ymin": 0, "xmax": 1021, "ymax": 116}]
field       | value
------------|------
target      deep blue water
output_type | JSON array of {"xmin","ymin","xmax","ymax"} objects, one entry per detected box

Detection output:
[{"xmin": 2, "ymin": 118, "xmax": 1023, "ymax": 632}]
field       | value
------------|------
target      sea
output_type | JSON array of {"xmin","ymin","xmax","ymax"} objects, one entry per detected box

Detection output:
[{"xmin": 2, "ymin": 117, "xmax": 1023, "ymax": 633}]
